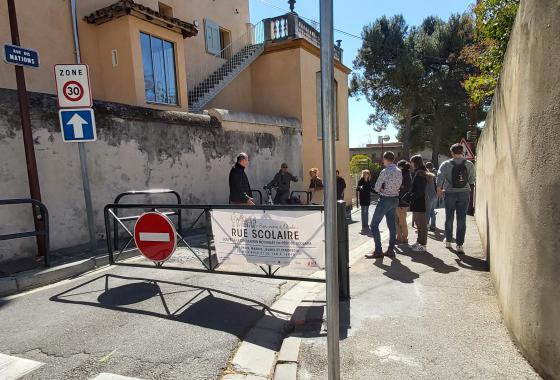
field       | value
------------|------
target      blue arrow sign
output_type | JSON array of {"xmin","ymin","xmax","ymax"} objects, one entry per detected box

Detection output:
[
  {"xmin": 58, "ymin": 108, "xmax": 97, "ymax": 142},
  {"xmin": 3, "ymin": 44, "xmax": 40, "ymax": 68}
]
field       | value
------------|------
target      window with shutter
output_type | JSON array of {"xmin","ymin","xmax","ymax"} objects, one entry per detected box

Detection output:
[{"xmin": 204, "ymin": 19, "xmax": 221, "ymax": 56}]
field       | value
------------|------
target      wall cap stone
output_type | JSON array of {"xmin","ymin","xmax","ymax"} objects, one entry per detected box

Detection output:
[{"xmin": 207, "ymin": 108, "xmax": 301, "ymax": 130}]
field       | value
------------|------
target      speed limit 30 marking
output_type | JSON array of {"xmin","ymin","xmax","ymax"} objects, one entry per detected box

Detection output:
[
  {"xmin": 62, "ymin": 80, "xmax": 84, "ymax": 102},
  {"xmin": 54, "ymin": 64, "xmax": 92, "ymax": 108}
]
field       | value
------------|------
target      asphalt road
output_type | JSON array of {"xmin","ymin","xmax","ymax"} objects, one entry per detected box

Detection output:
[
  {"xmin": 297, "ymin": 215, "xmax": 539, "ymax": 379},
  {"xmin": 0, "ymin": 254, "xmax": 289, "ymax": 380}
]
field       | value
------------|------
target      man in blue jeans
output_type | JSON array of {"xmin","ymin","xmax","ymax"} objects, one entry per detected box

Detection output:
[
  {"xmin": 365, "ymin": 151, "xmax": 402, "ymax": 258},
  {"xmin": 436, "ymin": 144, "xmax": 476, "ymax": 253}
]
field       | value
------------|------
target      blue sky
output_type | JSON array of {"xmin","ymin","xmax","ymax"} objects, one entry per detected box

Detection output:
[{"xmin": 249, "ymin": 0, "xmax": 473, "ymax": 147}]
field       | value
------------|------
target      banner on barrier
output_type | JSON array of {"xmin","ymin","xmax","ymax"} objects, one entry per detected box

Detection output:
[{"xmin": 210, "ymin": 209, "xmax": 325, "ymax": 269}]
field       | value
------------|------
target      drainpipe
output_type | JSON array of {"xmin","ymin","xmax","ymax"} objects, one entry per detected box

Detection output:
[{"xmin": 70, "ymin": 0, "xmax": 97, "ymax": 254}]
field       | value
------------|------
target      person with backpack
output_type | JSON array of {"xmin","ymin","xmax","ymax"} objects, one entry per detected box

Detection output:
[
  {"xmin": 436, "ymin": 144, "xmax": 476, "ymax": 253},
  {"xmin": 356, "ymin": 169, "xmax": 373, "ymax": 234},
  {"xmin": 408, "ymin": 155, "xmax": 435, "ymax": 252},
  {"xmin": 425, "ymin": 162, "xmax": 438, "ymax": 231},
  {"xmin": 396, "ymin": 160, "xmax": 412, "ymax": 244}
]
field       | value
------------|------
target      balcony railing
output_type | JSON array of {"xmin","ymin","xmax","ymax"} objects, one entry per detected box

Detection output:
[{"xmin": 264, "ymin": 13, "xmax": 343, "ymax": 61}]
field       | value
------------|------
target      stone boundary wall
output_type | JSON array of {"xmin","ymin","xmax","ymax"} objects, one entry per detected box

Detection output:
[
  {"xmin": 0, "ymin": 89, "xmax": 302, "ymax": 263},
  {"xmin": 475, "ymin": 1, "xmax": 560, "ymax": 378}
]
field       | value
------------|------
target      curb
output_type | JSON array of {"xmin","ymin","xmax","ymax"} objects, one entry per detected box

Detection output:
[
  {"xmin": 223, "ymin": 222, "xmax": 392, "ymax": 380},
  {"xmin": 0, "ymin": 250, "xmax": 140, "ymax": 297}
]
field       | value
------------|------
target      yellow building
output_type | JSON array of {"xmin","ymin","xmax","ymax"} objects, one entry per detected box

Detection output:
[{"xmin": 0, "ymin": 0, "xmax": 351, "ymax": 202}]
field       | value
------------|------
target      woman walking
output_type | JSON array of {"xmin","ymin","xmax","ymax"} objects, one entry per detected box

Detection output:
[
  {"xmin": 356, "ymin": 170, "xmax": 373, "ymax": 234},
  {"xmin": 409, "ymin": 155, "xmax": 435, "ymax": 251},
  {"xmin": 396, "ymin": 160, "xmax": 412, "ymax": 244}
]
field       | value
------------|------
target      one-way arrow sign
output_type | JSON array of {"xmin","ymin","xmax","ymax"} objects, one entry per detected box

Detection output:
[{"xmin": 58, "ymin": 108, "xmax": 97, "ymax": 142}]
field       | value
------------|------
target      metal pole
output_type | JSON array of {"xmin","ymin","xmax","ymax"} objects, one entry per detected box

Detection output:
[
  {"xmin": 7, "ymin": 0, "xmax": 46, "ymax": 258},
  {"xmin": 319, "ymin": 0, "xmax": 340, "ymax": 378},
  {"xmin": 70, "ymin": 0, "xmax": 97, "ymax": 254}
]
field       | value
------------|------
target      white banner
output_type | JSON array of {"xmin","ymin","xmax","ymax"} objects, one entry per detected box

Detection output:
[{"xmin": 210, "ymin": 209, "xmax": 325, "ymax": 269}]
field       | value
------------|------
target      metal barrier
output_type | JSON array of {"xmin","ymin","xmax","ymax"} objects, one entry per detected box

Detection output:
[
  {"xmin": 250, "ymin": 189, "xmax": 263, "ymax": 205},
  {"xmin": 113, "ymin": 189, "xmax": 182, "ymax": 251},
  {"xmin": 104, "ymin": 203, "xmax": 345, "ymax": 285},
  {"xmin": 0, "ymin": 198, "xmax": 50, "ymax": 267},
  {"xmin": 290, "ymin": 190, "xmax": 311, "ymax": 204}
]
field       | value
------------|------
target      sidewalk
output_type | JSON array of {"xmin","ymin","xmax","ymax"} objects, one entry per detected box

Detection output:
[{"xmin": 295, "ymin": 215, "xmax": 539, "ymax": 379}]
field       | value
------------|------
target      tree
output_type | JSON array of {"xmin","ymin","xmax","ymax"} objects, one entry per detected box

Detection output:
[
  {"xmin": 352, "ymin": 14, "xmax": 484, "ymax": 165},
  {"xmin": 409, "ymin": 14, "xmax": 483, "ymax": 165},
  {"xmin": 351, "ymin": 15, "xmax": 424, "ymax": 159},
  {"xmin": 350, "ymin": 154, "xmax": 381, "ymax": 176},
  {"xmin": 462, "ymin": 0, "xmax": 520, "ymax": 107}
]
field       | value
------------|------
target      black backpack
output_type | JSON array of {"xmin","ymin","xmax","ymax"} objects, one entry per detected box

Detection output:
[{"xmin": 451, "ymin": 160, "xmax": 468, "ymax": 188}]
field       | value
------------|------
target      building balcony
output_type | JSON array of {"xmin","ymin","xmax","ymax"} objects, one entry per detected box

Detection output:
[{"xmin": 264, "ymin": 13, "xmax": 343, "ymax": 61}]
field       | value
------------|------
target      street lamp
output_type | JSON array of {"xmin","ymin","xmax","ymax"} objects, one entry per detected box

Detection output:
[{"xmin": 378, "ymin": 135, "xmax": 390, "ymax": 163}]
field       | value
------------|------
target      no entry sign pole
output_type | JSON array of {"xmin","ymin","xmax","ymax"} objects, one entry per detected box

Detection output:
[
  {"xmin": 70, "ymin": 0, "xmax": 97, "ymax": 254},
  {"xmin": 319, "ymin": 0, "xmax": 340, "ymax": 379},
  {"xmin": 7, "ymin": 0, "xmax": 46, "ymax": 258}
]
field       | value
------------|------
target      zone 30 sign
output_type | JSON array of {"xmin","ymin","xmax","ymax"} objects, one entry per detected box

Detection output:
[{"xmin": 54, "ymin": 64, "xmax": 92, "ymax": 108}]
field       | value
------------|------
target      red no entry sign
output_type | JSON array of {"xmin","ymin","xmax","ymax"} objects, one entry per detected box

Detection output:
[{"xmin": 134, "ymin": 212, "xmax": 177, "ymax": 263}]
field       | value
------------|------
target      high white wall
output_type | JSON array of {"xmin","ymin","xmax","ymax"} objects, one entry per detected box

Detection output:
[{"xmin": 475, "ymin": 1, "xmax": 560, "ymax": 378}]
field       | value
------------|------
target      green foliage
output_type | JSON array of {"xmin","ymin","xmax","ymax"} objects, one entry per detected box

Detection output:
[
  {"xmin": 352, "ymin": 13, "xmax": 485, "ymax": 165},
  {"xmin": 350, "ymin": 155, "xmax": 382, "ymax": 177},
  {"xmin": 462, "ymin": 0, "xmax": 519, "ymax": 106}
]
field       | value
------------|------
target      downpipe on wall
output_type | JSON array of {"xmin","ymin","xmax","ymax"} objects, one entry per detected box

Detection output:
[{"xmin": 70, "ymin": 0, "xmax": 97, "ymax": 254}]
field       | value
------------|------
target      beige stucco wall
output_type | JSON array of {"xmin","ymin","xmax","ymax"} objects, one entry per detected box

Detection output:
[
  {"xmin": 0, "ymin": 0, "xmax": 75, "ymax": 93},
  {"xmin": 299, "ymin": 47, "xmax": 351, "ymax": 204},
  {"xmin": 206, "ymin": 40, "xmax": 352, "ymax": 203},
  {"xmin": 0, "ymin": 0, "xmax": 250, "ymax": 110},
  {"xmin": 475, "ymin": 1, "xmax": 560, "ymax": 378}
]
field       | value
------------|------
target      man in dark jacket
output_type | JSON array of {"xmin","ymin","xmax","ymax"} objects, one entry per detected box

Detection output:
[
  {"xmin": 336, "ymin": 170, "xmax": 347, "ymax": 200},
  {"xmin": 229, "ymin": 153, "xmax": 254, "ymax": 205},
  {"xmin": 265, "ymin": 163, "xmax": 298, "ymax": 204}
]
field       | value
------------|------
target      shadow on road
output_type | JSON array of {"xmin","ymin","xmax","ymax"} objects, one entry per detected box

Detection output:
[
  {"xmin": 373, "ymin": 257, "xmax": 420, "ymax": 283},
  {"xmin": 292, "ymin": 300, "xmax": 351, "ymax": 340},
  {"xmin": 397, "ymin": 248, "xmax": 459, "ymax": 274},
  {"xmin": 50, "ymin": 274, "xmax": 290, "ymax": 350}
]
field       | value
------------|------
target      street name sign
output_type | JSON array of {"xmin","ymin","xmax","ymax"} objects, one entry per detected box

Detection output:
[
  {"xmin": 58, "ymin": 108, "xmax": 97, "ymax": 142},
  {"xmin": 54, "ymin": 64, "xmax": 92, "ymax": 108},
  {"xmin": 210, "ymin": 209, "xmax": 325, "ymax": 269},
  {"xmin": 134, "ymin": 212, "xmax": 177, "ymax": 263},
  {"xmin": 3, "ymin": 44, "xmax": 40, "ymax": 68}
]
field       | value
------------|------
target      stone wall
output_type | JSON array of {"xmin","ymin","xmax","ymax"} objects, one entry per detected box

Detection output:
[
  {"xmin": 0, "ymin": 89, "xmax": 302, "ymax": 263},
  {"xmin": 475, "ymin": 0, "xmax": 560, "ymax": 378}
]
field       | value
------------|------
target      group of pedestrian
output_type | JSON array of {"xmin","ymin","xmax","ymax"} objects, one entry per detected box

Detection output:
[
  {"xmin": 228, "ymin": 152, "xmax": 347, "ymax": 206},
  {"xmin": 358, "ymin": 143, "xmax": 475, "ymax": 258}
]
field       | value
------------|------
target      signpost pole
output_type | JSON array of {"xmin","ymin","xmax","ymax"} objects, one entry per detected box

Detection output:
[
  {"xmin": 7, "ymin": 0, "xmax": 46, "ymax": 258},
  {"xmin": 319, "ymin": 0, "xmax": 340, "ymax": 379},
  {"xmin": 70, "ymin": 0, "xmax": 97, "ymax": 254}
]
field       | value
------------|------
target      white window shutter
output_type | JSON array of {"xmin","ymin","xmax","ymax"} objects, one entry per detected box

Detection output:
[{"xmin": 204, "ymin": 19, "xmax": 221, "ymax": 55}]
